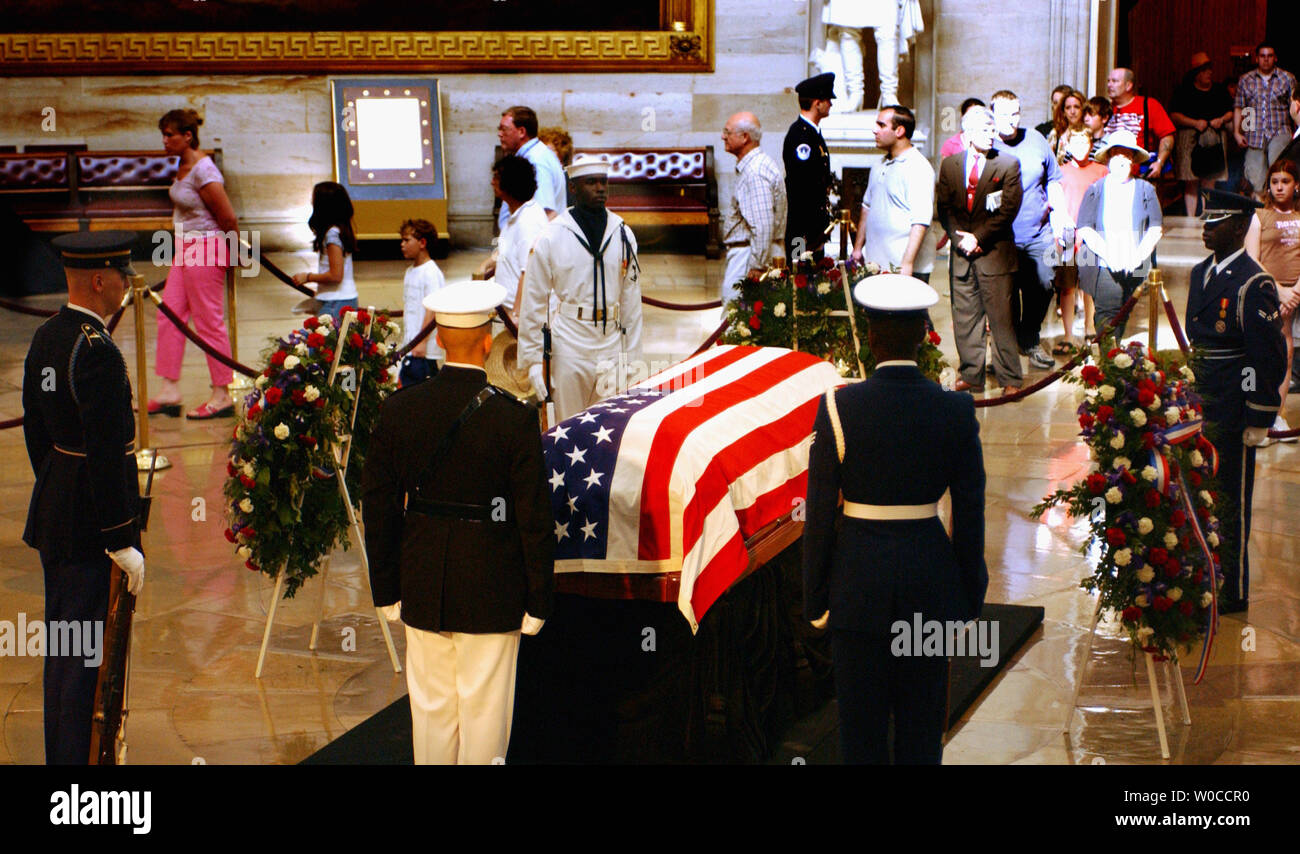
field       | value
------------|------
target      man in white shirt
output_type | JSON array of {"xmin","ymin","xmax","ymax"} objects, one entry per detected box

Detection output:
[
  {"xmin": 720, "ymin": 111, "xmax": 786, "ymax": 304},
  {"xmin": 497, "ymin": 106, "xmax": 565, "ymax": 229},
  {"xmin": 851, "ymin": 105, "xmax": 934, "ymax": 281},
  {"xmin": 492, "ymin": 156, "xmax": 550, "ymax": 317}
]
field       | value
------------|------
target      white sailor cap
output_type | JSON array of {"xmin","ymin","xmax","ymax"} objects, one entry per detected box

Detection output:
[
  {"xmin": 853, "ymin": 273, "xmax": 939, "ymax": 319},
  {"xmin": 566, "ymin": 155, "xmax": 611, "ymax": 180},
  {"xmin": 424, "ymin": 279, "xmax": 506, "ymax": 328}
]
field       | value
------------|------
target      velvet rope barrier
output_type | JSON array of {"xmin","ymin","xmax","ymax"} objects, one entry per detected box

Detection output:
[
  {"xmin": 0, "ymin": 297, "xmax": 56, "ymax": 318},
  {"xmin": 254, "ymin": 251, "xmax": 319, "ymax": 298},
  {"xmin": 393, "ymin": 315, "xmax": 438, "ymax": 361},
  {"xmin": 691, "ymin": 318, "xmax": 731, "ymax": 357},
  {"xmin": 642, "ymin": 295, "xmax": 724, "ymax": 311},
  {"xmin": 147, "ymin": 290, "xmax": 259, "ymax": 378}
]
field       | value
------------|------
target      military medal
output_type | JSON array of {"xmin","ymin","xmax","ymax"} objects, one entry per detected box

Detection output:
[{"xmin": 1215, "ymin": 298, "xmax": 1228, "ymax": 333}]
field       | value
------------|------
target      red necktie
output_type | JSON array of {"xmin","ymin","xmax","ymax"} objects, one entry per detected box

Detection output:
[{"xmin": 966, "ymin": 156, "xmax": 980, "ymax": 212}]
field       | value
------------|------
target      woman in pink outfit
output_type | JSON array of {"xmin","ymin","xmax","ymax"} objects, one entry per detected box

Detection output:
[{"xmin": 149, "ymin": 108, "xmax": 239, "ymax": 420}]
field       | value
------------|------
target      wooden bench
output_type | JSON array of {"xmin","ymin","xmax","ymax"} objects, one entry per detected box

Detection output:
[
  {"xmin": 573, "ymin": 146, "xmax": 722, "ymax": 258},
  {"xmin": 0, "ymin": 149, "xmax": 222, "ymax": 234}
]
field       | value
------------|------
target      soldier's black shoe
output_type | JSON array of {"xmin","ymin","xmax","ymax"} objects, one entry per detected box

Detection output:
[{"xmin": 1220, "ymin": 598, "xmax": 1249, "ymax": 615}]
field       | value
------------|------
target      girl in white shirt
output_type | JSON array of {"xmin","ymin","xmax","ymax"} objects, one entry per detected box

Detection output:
[{"xmin": 294, "ymin": 182, "xmax": 359, "ymax": 321}]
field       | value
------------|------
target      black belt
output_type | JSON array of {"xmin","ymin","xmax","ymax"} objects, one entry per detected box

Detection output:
[
  {"xmin": 725, "ymin": 241, "xmax": 748, "ymax": 248},
  {"xmin": 405, "ymin": 497, "xmax": 496, "ymax": 522}
]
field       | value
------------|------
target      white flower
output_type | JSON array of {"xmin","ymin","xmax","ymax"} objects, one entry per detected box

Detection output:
[
  {"xmin": 835, "ymin": 358, "xmax": 850, "ymax": 377},
  {"xmin": 241, "ymin": 461, "xmax": 255, "ymax": 479},
  {"xmin": 283, "ymin": 355, "xmax": 301, "ymax": 370},
  {"xmin": 1136, "ymin": 625, "xmax": 1155, "ymax": 641},
  {"xmin": 1141, "ymin": 466, "xmax": 1157, "ymax": 482},
  {"xmin": 1164, "ymin": 531, "xmax": 1179, "ymax": 548},
  {"xmin": 239, "ymin": 498, "xmax": 254, "ymax": 513},
  {"xmin": 1099, "ymin": 385, "xmax": 1116, "ymax": 401},
  {"xmin": 304, "ymin": 385, "xmax": 321, "ymax": 402},
  {"xmin": 863, "ymin": 261, "xmax": 880, "ymax": 274},
  {"xmin": 1113, "ymin": 353, "xmax": 1133, "ymax": 369},
  {"xmin": 1208, "ymin": 532, "xmax": 1220, "ymax": 548},
  {"xmin": 1137, "ymin": 566, "xmax": 1155, "ymax": 582},
  {"xmin": 1109, "ymin": 433, "xmax": 1125, "ymax": 450},
  {"xmin": 939, "ymin": 366, "xmax": 958, "ymax": 391},
  {"xmin": 1209, "ymin": 515, "xmax": 1218, "ymax": 526},
  {"xmin": 1168, "ymin": 587, "xmax": 1183, "ymax": 602},
  {"xmin": 317, "ymin": 314, "xmax": 334, "ymax": 326},
  {"xmin": 1113, "ymin": 456, "xmax": 1132, "ymax": 471},
  {"xmin": 237, "ymin": 545, "xmax": 252, "ymax": 559},
  {"xmin": 387, "ymin": 321, "xmax": 401, "ymax": 336},
  {"xmin": 376, "ymin": 342, "xmax": 390, "ymax": 356},
  {"xmin": 1190, "ymin": 450, "xmax": 1204, "ymax": 467},
  {"xmin": 235, "ymin": 424, "xmax": 246, "ymax": 440},
  {"xmin": 1073, "ymin": 384, "xmax": 1089, "ymax": 405},
  {"xmin": 773, "ymin": 302, "xmax": 787, "ymax": 318},
  {"xmin": 1138, "ymin": 517, "xmax": 1153, "ymax": 535},
  {"xmin": 738, "ymin": 325, "xmax": 752, "ymax": 338},
  {"xmin": 1199, "ymin": 490, "xmax": 1214, "ymax": 507},
  {"xmin": 1201, "ymin": 592, "xmax": 1213, "ymax": 607},
  {"xmin": 1165, "ymin": 406, "xmax": 1181, "ymax": 424},
  {"xmin": 1142, "ymin": 359, "xmax": 1156, "ymax": 372},
  {"xmin": 274, "ymin": 423, "xmax": 290, "ymax": 440},
  {"xmin": 1180, "ymin": 365, "xmax": 1196, "ymax": 383},
  {"xmin": 1113, "ymin": 548, "xmax": 1132, "ymax": 566},
  {"xmin": 295, "ymin": 343, "xmax": 308, "ymax": 356},
  {"xmin": 1146, "ymin": 396, "xmax": 1162, "ymax": 411},
  {"xmin": 255, "ymin": 375, "xmax": 268, "ymax": 390},
  {"xmin": 1135, "ymin": 595, "xmax": 1150, "ymax": 609},
  {"xmin": 1105, "ymin": 486, "xmax": 1124, "ymax": 504},
  {"xmin": 816, "ymin": 282, "xmax": 832, "ymax": 295},
  {"xmin": 1131, "ymin": 409, "xmax": 1147, "ymax": 427}
]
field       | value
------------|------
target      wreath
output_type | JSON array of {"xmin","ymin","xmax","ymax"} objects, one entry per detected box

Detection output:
[
  {"xmin": 1032, "ymin": 341, "xmax": 1226, "ymax": 662},
  {"xmin": 719, "ymin": 255, "xmax": 951, "ymax": 384},
  {"xmin": 223, "ymin": 310, "xmax": 400, "ymax": 598}
]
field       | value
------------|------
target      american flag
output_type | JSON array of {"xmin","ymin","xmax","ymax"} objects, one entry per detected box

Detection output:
[{"xmin": 543, "ymin": 345, "xmax": 844, "ymax": 630}]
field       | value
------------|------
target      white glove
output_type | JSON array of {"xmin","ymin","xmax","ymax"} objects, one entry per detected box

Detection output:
[
  {"xmin": 811, "ymin": 610, "xmax": 829, "ymax": 630},
  {"xmin": 107, "ymin": 547, "xmax": 145, "ymax": 596},
  {"xmin": 521, "ymin": 613, "xmax": 545, "ymax": 636},
  {"xmin": 528, "ymin": 364, "xmax": 547, "ymax": 401},
  {"xmin": 381, "ymin": 602, "xmax": 402, "ymax": 622},
  {"xmin": 1243, "ymin": 427, "xmax": 1270, "ymax": 447}
]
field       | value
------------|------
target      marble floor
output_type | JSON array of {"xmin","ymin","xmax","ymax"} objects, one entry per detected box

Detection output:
[{"xmin": 1, "ymin": 220, "xmax": 1297, "ymax": 764}]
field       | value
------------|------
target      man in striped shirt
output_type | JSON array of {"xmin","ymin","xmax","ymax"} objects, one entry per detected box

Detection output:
[
  {"xmin": 720, "ymin": 112, "xmax": 787, "ymax": 304},
  {"xmin": 1234, "ymin": 43, "xmax": 1297, "ymax": 193}
]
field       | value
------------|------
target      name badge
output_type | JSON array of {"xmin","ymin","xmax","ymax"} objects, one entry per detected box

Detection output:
[{"xmin": 985, "ymin": 190, "xmax": 1003, "ymax": 212}]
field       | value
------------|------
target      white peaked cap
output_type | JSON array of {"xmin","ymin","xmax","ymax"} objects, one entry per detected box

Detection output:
[
  {"xmin": 853, "ymin": 273, "xmax": 939, "ymax": 318},
  {"xmin": 566, "ymin": 155, "xmax": 612, "ymax": 179},
  {"xmin": 424, "ymin": 279, "xmax": 506, "ymax": 328}
]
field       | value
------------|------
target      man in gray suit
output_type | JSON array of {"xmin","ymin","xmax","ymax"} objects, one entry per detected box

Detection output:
[{"xmin": 936, "ymin": 107, "xmax": 1025, "ymax": 395}]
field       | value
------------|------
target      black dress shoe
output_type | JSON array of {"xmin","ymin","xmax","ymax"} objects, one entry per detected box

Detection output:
[{"xmin": 1220, "ymin": 599, "xmax": 1249, "ymax": 615}]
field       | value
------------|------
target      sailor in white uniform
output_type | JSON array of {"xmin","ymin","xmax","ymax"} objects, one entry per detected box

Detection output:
[{"xmin": 518, "ymin": 156, "xmax": 642, "ymax": 422}]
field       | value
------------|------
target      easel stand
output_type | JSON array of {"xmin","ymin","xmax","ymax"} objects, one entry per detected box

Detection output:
[
  {"xmin": 1063, "ymin": 599, "xmax": 1192, "ymax": 759},
  {"xmin": 255, "ymin": 310, "xmax": 402, "ymax": 678}
]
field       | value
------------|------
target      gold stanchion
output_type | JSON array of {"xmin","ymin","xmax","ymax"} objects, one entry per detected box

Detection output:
[
  {"xmin": 226, "ymin": 264, "xmax": 252, "ymax": 393},
  {"xmin": 1146, "ymin": 267, "xmax": 1163, "ymax": 354},
  {"xmin": 129, "ymin": 273, "xmax": 170, "ymax": 472}
]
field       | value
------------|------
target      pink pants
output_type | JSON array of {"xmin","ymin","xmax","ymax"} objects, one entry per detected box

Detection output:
[{"xmin": 155, "ymin": 235, "xmax": 234, "ymax": 386}]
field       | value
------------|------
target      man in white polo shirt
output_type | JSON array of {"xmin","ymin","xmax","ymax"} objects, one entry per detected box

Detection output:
[{"xmin": 851, "ymin": 105, "xmax": 935, "ymax": 281}]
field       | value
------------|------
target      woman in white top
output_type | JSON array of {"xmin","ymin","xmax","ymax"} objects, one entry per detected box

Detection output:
[
  {"xmin": 150, "ymin": 109, "xmax": 240, "ymax": 420},
  {"xmin": 293, "ymin": 182, "xmax": 359, "ymax": 322}
]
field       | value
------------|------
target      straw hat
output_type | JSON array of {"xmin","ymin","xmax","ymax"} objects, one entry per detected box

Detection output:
[{"xmin": 485, "ymin": 330, "xmax": 535, "ymax": 400}]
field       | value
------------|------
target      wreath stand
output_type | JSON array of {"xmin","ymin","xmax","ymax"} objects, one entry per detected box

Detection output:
[
  {"xmin": 255, "ymin": 311, "xmax": 402, "ymax": 678},
  {"xmin": 1063, "ymin": 599, "xmax": 1193, "ymax": 760}
]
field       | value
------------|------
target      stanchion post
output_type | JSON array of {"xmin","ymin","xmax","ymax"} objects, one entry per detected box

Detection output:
[
  {"xmin": 1146, "ymin": 268, "xmax": 1163, "ymax": 354},
  {"xmin": 129, "ymin": 274, "xmax": 170, "ymax": 472}
]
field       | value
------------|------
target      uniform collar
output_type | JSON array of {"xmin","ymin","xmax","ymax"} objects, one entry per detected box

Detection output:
[
  {"xmin": 799, "ymin": 115, "xmax": 821, "ymax": 132},
  {"xmin": 876, "ymin": 360, "xmax": 918, "ymax": 368},
  {"xmin": 66, "ymin": 301, "xmax": 109, "ymax": 327},
  {"xmin": 442, "ymin": 361, "xmax": 486, "ymax": 374},
  {"xmin": 1214, "ymin": 247, "xmax": 1245, "ymax": 274}
]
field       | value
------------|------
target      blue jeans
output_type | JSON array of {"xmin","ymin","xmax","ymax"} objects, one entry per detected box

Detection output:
[{"xmin": 317, "ymin": 298, "xmax": 359, "ymax": 323}]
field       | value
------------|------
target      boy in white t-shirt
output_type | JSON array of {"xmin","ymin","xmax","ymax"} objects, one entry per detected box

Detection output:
[{"xmin": 399, "ymin": 218, "xmax": 446, "ymax": 385}]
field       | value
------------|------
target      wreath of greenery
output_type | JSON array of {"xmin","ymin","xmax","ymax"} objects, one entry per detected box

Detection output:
[{"xmin": 223, "ymin": 309, "xmax": 399, "ymax": 598}]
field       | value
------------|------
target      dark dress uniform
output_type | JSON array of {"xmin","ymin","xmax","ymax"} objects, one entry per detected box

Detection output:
[
  {"xmin": 1185, "ymin": 249, "xmax": 1286, "ymax": 610},
  {"xmin": 362, "ymin": 365, "xmax": 554, "ymax": 633},
  {"xmin": 22, "ymin": 303, "xmax": 140, "ymax": 764},
  {"xmin": 803, "ymin": 339, "xmax": 987, "ymax": 763},
  {"xmin": 784, "ymin": 73, "xmax": 836, "ymax": 259}
]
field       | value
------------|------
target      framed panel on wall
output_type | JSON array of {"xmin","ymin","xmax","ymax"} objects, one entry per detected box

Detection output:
[
  {"xmin": 330, "ymin": 78, "xmax": 448, "ymax": 242},
  {"xmin": 0, "ymin": 0, "xmax": 712, "ymax": 75}
]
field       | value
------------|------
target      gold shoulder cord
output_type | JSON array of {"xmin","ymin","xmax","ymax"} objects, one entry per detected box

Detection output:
[{"xmin": 824, "ymin": 388, "xmax": 845, "ymax": 464}]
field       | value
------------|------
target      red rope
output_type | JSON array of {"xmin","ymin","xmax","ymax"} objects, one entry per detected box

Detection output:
[
  {"xmin": 642, "ymin": 295, "xmax": 723, "ymax": 311},
  {"xmin": 691, "ymin": 318, "xmax": 731, "ymax": 357},
  {"xmin": 0, "ymin": 297, "xmax": 56, "ymax": 318},
  {"xmin": 149, "ymin": 291, "xmax": 259, "ymax": 378},
  {"xmin": 393, "ymin": 316, "xmax": 438, "ymax": 361},
  {"xmin": 257, "ymin": 253, "xmax": 319, "ymax": 298},
  {"xmin": 1161, "ymin": 295, "xmax": 1192, "ymax": 356}
]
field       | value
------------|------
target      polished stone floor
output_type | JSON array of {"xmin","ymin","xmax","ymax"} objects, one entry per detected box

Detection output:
[{"xmin": 1, "ymin": 219, "xmax": 1297, "ymax": 764}]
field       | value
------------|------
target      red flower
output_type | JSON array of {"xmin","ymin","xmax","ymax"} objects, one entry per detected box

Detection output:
[
  {"xmin": 239, "ymin": 474, "xmax": 256, "ymax": 489},
  {"xmin": 247, "ymin": 404, "xmax": 261, "ymax": 420},
  {"xmin": 1121, "ymin": 606, "xmax": 1142, "ymax": 622},
  {"xmin": 1179, "ymin": 601, "xmax": 1195, "ymax": 617},
  {"xmin": 349, "ymin": 332, "xmax": 364, "ymax": 349},
  {"xmin": 1137, "ymin": 389, "xmax": 1155, "ymax": 407},
  {"xmin": 1144, "ymin": 489, "xmax": 1161, "ymax": 508},
  {"xmin": 321, "ymin": 348, "xmax": 335, "ymax": 363},
  {"xmin": 1196, "ymin": 506, "xmax": 1210, "ymax": 521},
  {"xmin": 1152, "ymin": 595, "xmax": 1174, "ymax": 612},
  {"xmin": 927, "ymin": 330, "xmax": 941, "ymax": 346},
  {"xmin": 1121, "ymin": 469, "xmax": 1137, "ymax": 485},
  {"xmin": 1170, "ymin": 509, "xmax": 1186, "ymax": 528},
  {"xmin": 1106, "ymin": 527, "xmax": 1126, "ymax": 546},
  {"xmin": 1096, "ymin": 405, "xmax": 1114, "ymax": 423},
  {"xmin": 1164, "ymin": 558, "xmax": 1181, "ymax": 578},
  {"xmin": 315, "ymin": 398, "xmax": 327, "ymax": 409},
  {"xmin": 241, "ymin": 527, "xmax": 256, "ymax": 539},
  {"xmin": 367, "ymin": 342, "xmax": 379, "ymax": 356},
  {"xmin": 752, "ymin": 300, "xmax": 764, "ymax": 314},
  {"xmin": 749, "ymin": 314, "xmax": 762, "ymax": 330},
  {"xmin": 307, "ymin": 332, "xmax": 326, "ymax": 348},
  {"xmin": 821, "ymin": 255, "xmax": 835, "ymax": 270},
  {"xmin": 264, "ymin": 387, "xmax": 283, "ymax": 405},
  {"xmin": 378, "ymin": 313, "xmax": 389, "ymax": 324},
  {"xmin": 1107, "ymin": 347, "xmax": 1120, "ymax": 359},
  {"xmin": 291, "ymin": 388, "xmax": 307, "ymax": 406},
  {"xmin": 794, "ymin": 274, "xmax": 808, "ymax": 289},
  {"xmin": 1188, "ymin": 471, "xmax": 1202, "ymax": 486},
  {"xmin": 245, "ymin": 560, "xmax": 260, "ymax": 572},
  {"xmin": 297, "ymin": 434, "xmax": 317, "ymax": 448},
  {"xmin": 829, "ymin": 267, "xmax": 842, "ymax": 282},
  {"xmin": 1086, "ymin": 473, "xmax": 1107, "ymax": 494},
  {"xmin": 226, "ymin": 460, "xmax": 237, "ymax": 477},
  {"xmin": 1080, "ymin": 365, "xmax": 1103, "ymax": 386},
  {"xmin": 303, "ymin": 317, "xmax": 320, "ymax": 330},
  {"xmin": 1192, "ymin": 568, "xmax": 1204, "ymax": 584},
  {"xmin": 1079, "ymin": 413, "xmax": 1095, "ymax": 429},
  {"xmin": 356, "ymin": 310, "xmax": 371, "ymax": 325},
  {"xmin": 223, "ymin": 528, "xmax": 237, "ymax": 543},
  {"xmin": 1150, "ymin": 415, "xmax": 1166, "ymax": 429},
  {"xmin": 1141, "ymin": 432, "xmax": 1156, "ymax": 450},
  {"xmin": 270, "ymin": 350, "xmax": 287, "ymax": 366}
]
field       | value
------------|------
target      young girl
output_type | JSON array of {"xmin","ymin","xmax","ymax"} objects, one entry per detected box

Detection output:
[
  {"xmin": 294, "ymin": 182, "xmax": 359, "ymax": 320},
  {"xmin": 1245, "ymin": 158, "xmax": 1300, "ymax": 441}
]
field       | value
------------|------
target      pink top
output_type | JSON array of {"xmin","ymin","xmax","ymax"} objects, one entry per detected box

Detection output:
[
  {"xmin": 169, "ymin": 156, "xmax": 224, "ymax": 235},
  {"xmin": 939, "ymin": 133, "xmax": 965, "ymax": 159},
  {"xmin": 1060, "ymin": 160, "xmax": 1107, "ymax": 220}
]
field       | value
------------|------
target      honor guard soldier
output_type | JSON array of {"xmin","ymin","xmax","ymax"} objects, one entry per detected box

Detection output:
[
  {"xmin": 802, "ymin": 275, "xmax": 988, "ymax": 764},
  {"xmin": 784, "ymin": 72, "xmax": 836, "ymax": 260},
  {"xmin": 1185, "ymin": 189, "xmax": 1287, "ymax": 613},
  {"xmin": 518, "ymin": 155, "xmax": 642, "ymax": 423},
  {"xmin": 362, "ymin": 280, "xmax": 554, "ymax": 764},
  {"xmin": 22, "ymin": 231, "xmax": 146, "ymax": 765}
]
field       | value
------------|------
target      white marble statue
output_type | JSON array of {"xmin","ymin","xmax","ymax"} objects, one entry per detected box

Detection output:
[{"xmin": 815, "ymin": 0, "xmax": 924, "ymax": 113}]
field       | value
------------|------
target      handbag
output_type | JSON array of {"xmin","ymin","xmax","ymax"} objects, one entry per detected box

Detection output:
[{"xmin": 1191, "ymin": 128, "xmax": 1225, "ymax": 178}]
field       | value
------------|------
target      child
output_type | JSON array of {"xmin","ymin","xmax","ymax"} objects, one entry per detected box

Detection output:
[
  {"xmin": 294, "ymin": 181, "xmax": 358, "ymax": 321},
  {"xmin": 398, "ymin": 218, "xmax": 446, "ymax": 385},
  {"xmin": 1082, "ymin": 96, "xmax": 1112, "ymax": 161},
  {"xmin": 1244, "ymin": 158, "xmax": 1300, "ymax": 442}
]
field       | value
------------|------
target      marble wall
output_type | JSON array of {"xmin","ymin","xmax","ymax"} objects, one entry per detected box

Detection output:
[{"xmin": 0, "ymin": 0, "xmax": 1093, "ymax": 250}]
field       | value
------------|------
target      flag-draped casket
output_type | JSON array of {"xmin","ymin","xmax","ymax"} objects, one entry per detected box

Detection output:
[{"xmin": 543, "ymin": 345, "xmax": 845, "ymax": 630}]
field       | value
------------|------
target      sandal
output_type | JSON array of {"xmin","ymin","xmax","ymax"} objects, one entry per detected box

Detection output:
[
  {"xmin": 186, "ymin": 402, "xmax": 236, "ymax": 420},
  {"xmin": 1051, "ymin": 341, "xmax": 1074, "ymax": 356},
  {"xmin": 145, "ymin": 399, "xmax": 181, "ymax": 417}
]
